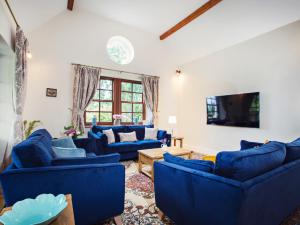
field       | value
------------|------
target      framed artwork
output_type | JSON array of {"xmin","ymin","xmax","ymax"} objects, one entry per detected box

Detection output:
[{"xmin": 46, "ymin": 88, "xmax": 57, "ymax": 97}]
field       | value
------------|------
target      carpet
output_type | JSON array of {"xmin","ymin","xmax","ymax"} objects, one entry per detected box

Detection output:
[{"xmin": 103, "ymin": 160, "xmax": 300, "ymax": 225}]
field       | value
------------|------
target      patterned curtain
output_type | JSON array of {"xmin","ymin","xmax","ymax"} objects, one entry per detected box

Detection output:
[
  {"xmin": 72, "ymin": 65, "xmax": 101, "ymax": 132},
  {"xmin": 13, "ymin": 26, "xmax": 29, "ymax": 144},
  {"xmin": 142, "ymin": 76, "xmax": 159, "ymax": 127}
]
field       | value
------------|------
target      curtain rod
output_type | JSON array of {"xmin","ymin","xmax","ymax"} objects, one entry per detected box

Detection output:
[
  {"xmin": 71, "ymin": 63, "xmax": 159, "ymax": 78},
  {"xmin": 4, "ymin": 0, "xmax": 19, "ymax": 27}
]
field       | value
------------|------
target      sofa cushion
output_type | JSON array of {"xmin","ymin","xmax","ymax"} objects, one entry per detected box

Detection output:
[
  {"xmin": 119, "ymin": 131, "xmax": 137, "ymax": 142},
  {"xmin": 52, "ymin": 137, "xmax": 77, "ymax": 148},
  {"xmin": 52, "ymin": 147, "xmax": 86, "ymax": 158},
  {"xmin": 136, "ymin": 140, "xmax": 162, "ymax": 149},
  {"xmin": 285, "ymin": 138, "xmax": 300, "ymax": 163},
  {"xmin": 215, "ymin": 141, "xmax": 286, "ymax": 181},
  {"xmin": 29, "ymin": 129, "xmax": 52, "ymax": 139},
  {"xmin": 127, "ymin": 125, "xmax": 153, "ymax": 140},
  {"xmin": 101, "ymin": 129, "xmax": 115, "ymax": 144},
  {"xmin": 105, "ymin": 142, "xmax": 139, "ymax": 153},
  {"xmin": 240, "ymin": 140, "xmax": 263, "ymax": 150},
  {"xmin": 144, "ymin": 128, "xmax": 158, "ymax": 140},
  {"xmin": 12, "ymin": 135, "xmax": 54, "ymax": 168},
  {"xmin": 92, "ymin": 125, "xmax": 128, "ymax": 142},
  {"xmin": 163, "ymin": 152, "xmax": 214, "ymax": 172}
]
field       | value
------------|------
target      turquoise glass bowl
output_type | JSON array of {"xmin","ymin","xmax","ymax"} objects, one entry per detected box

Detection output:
[{"xmin": 0, "ymin": 194, "xmax": 67, "ymax": 225}]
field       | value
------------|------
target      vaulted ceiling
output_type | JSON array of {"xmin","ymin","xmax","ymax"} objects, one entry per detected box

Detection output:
[{"xmin": 8, "ymin": 0, "xmax": 300, "ymax": 64}]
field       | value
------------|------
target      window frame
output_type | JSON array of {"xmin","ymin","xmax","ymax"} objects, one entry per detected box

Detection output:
[{"xmin": 84, "ymin": 76, "xmax": 146, "ymax": 127}]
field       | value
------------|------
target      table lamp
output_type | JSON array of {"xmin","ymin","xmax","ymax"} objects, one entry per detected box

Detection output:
[{"xmin": 168, "ymin": 116, "xmax": 177, "ymax": 136}]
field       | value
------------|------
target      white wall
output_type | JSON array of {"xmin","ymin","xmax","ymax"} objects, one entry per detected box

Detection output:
[
  {"xmin": 178, "ymin": 20, "xmax": 300, "ymax": 154},
  {"xmin": 0, "ymin": 2, "xmax": 16, "ymax": 49},
  {"xmin": 24, "ymin": 9, "xmax": 179, "ymax": 137}
]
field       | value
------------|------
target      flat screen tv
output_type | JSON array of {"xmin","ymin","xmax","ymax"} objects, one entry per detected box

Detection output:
[{"xmin": 206, "ymin": 92, "xmax": 260, "ymax": 128}]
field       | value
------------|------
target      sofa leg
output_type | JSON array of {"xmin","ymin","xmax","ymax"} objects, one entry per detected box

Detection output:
[
  {"xmin": 158, "ymin": 210, "xmax": 165, "ymax": 221},
  {"xmin": 114, "ymin": 215, "xmax": 122, "ymax": 225}
]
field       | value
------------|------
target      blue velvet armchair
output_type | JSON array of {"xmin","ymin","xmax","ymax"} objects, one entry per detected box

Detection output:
[{"xmin": 0, "ymin": 129, "xmax": 125, "ymax": 225}]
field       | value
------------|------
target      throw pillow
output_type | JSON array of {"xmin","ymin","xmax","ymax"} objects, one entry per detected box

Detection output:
[
  {"xmin": 285, "ymin": 138, "xmax": 300, "ymax": 163},
  {"xmin": 119, "ymin": 131, "xmax": 137, "ymax": 142},
  {"xmin": 52, "ymin": 147, "xmax": 86, "ymax": 158},
  {"xmin": 163, "ymin": 152, "xmax": 214, "ymax": 172},
  {"xmin": 144, "ymin": 127, "xmax": 158, "ymax": 140},
  {"xmin": 240, "ymin": 140, "xmax": 263, "ymax": 150},
  {"xmin": 52, "ymin": 137, "xmax": 76, "ymax": 148},
  {"xmin": 102, "ymin": 129, "xmax": 115, "ymax": 144}
]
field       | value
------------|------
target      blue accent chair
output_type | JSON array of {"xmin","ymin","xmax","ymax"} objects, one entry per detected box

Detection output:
[
  {"xmin": 88, "ymin": 125, "xmax": 171, "ymax": 160},
  {"xmin": 154, "ymin": 141, "xmax": 300, "ymax": 225},
  {"xmin": 0, "ymin": 129, "xmax": 125, "ymax": 225}
]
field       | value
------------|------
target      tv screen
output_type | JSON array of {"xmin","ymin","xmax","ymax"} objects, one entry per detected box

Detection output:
[{"xmin": 206, "ymin": 92, "xmax": 260, "ymax": 128}]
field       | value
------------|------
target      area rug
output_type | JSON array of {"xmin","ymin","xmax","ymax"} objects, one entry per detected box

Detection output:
[{"xmin": 103, "ymin": 160, "xmax": 300, "ymax": 225}]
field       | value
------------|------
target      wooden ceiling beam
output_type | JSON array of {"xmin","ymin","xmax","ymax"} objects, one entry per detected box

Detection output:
[
  {"xmin": 67, "ymin": 0, "xmax": 74, "ymax": 11},
  {"xmin": 160, "ymin": 0, "xmax": 222, "ymax": 40}
]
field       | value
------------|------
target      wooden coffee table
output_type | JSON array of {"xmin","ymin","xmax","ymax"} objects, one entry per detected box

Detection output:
[{"xmin": 138, "ymin": 147, "xmax": 193, "ymax": 181}]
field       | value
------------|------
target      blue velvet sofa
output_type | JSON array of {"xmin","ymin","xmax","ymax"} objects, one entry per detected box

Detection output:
[
  {"xmin": 154, "ymin": 141, "xmax": 300, "ymax": 225},
  {"xmin": 88, "ymin": 125, "xmax": 171, "ymax": 160},
  {"xmin": 0, "ymin": 129, "xmax": 125, "ymax": 225}
]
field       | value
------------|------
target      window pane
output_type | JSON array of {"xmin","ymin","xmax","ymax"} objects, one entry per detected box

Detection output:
[
  {"xmin": 122, "ymin": 113, "xmax": 132, "ymax": 122},
  {"xmin": 121, "ymin": 92, "xmax": 132, "ymax": 102},
  {"xmin": 122, "ymin": 103, "xmax": 132, "ymax": 112},
  {"xmin": 86, "ymin": 112, "xmax": 99, "ymax": 123},
  {"xmin": 121, "ymin": 82, "xmax": 132, "ymax": 91},
  {"xmin": 100, "ymin": 102, "xmax": 112, "ymax": 111},
  {"xmin": 94, "ymin": 90, "xmax": 100, "ymax": 99},
  {"xmin": 100, "ymin": 79, "xmax": 112, "ymax": 90},
  {"xmin": 100, "ymin": 90, "xmax": 112, "ymax": 100},
  {"xmin": 133, "ymin": 113, "xmax": 143, "ymax": 122},
  {"xmin": 86, "ymin": 101, "xmax": 99, "ymax": 111},
  {"xmin": 133, "ymin": 103, "xmax": 143, "ymax": 112},
  {"xmin": 133, "ymin": 93, "xmax": 142, "ymax": 102},
  {"xmin": 100, "ymin": 113, "xmax": 112, "ymax": 122},
  {"xmin": 133, "ymin": 83, "xmax": 143, "ymax": 93}
]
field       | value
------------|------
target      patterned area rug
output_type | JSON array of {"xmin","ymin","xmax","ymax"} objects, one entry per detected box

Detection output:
[{"xmin": 102, "ymin": 160, "xmax": 300, "ymax": 225}]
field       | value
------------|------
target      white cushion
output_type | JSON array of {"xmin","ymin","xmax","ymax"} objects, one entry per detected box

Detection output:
[
  {"xmin": 144, "ymin": 127, "xmax": 158, "ymax": 140},
  {"xmin": 118, "ymin": 131, "xmax": 137, "ymax": 142},
  {"xmin": 103, "ymin": 129, "xmax": 115, "ymax": 144}
]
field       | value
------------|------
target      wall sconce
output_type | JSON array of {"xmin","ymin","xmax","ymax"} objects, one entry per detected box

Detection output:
[
  {"xmin": 26, "ymin": 51, "xmax": 32, "ymax": 59},
  {"xmin": 176, "ymin": 69, "xmax": 181, "ymax": 76}
]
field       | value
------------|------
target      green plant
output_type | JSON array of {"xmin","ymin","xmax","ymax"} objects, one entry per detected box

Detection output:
[{"xmin": 23, "ymin": 120, "xmax": 42, "ymax": 139}]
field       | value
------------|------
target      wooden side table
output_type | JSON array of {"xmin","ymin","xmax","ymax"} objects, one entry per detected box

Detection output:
[
  {"xmin": 0, "ymin": 194, "xmax": 75, "ymax": 225},
  {"xmin": 172, "ymin": 137, "xmax": 184, "ymax": 148}
]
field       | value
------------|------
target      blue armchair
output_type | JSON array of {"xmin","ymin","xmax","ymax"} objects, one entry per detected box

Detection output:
[{"xmin": 0, "ymin": 129, "xmax": 125, "ymax": 225}]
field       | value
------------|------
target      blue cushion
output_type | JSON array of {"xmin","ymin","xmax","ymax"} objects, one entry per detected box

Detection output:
[
  {"xmin": 52, "ymin": 137, "xmax": 76, "ymax": 148},
  {"xmin": 240, "ymin": 140, "xmax": 263, "ymax": 150},
  {"xmin": 157, "ymin": 130, "xmax": 167, "ymax": 140},
  {"xmin": 92, "ymin": 126, "xmax": 128, "ymax": 142},
  {"xmin": 52, "ymin": 147, "xmax": 86, "ymax": 158},
  {"xmin": 127, "ymin": 125, "xmax": 153, "ymax": 140},
  {"xmin": 163, "ymin": 152, "xmax": 214, "ymax": 172},
  {"xmin": 215, "ymin": 141, "xmax": 286, "ymax": 181},
  {"xmin": 137, "ymin": 140, "xmax": 162, "ymax": 149},
  {"xmin": 12, "ymin": 135, "xmax": 54, "ymax": 168},
  {"xmin": 285, "ymin": 138, "xmax": 300, "ymax": 163},
  {"xmin": 106, "ymin": 142, "xmax": 139, "ymax": 153},
  {"xmin": 29, "ymin": 129, "xmax": 52, "ymax": 139},
  {"xmin": 86, "ymin": 152, "xmax": 96, "ymax": 157}
]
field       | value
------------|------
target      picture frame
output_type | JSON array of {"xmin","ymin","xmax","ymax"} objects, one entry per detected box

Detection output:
[{"xmin": 46, "ymin": 88, "xmax": 57, "ymax": 97}]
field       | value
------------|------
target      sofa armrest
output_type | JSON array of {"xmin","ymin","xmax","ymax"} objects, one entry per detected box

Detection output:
[
  {"xmin": 52, "ymin": 153, "xmax": 121, "ymax": 166},
  {"xmin": 0, "ymin": 163, "xmax": 125, "ymax": 225},
  {"xmin": 73, "ymin": 138, "xmax": 95, "ymax": 153},
  {"xmin": 88, "ymin": 131, "xmax": 107, "ymax": 155},
  {"xmin": 154, "ymin": 161, "xmax": 243, "ymax": 225}
]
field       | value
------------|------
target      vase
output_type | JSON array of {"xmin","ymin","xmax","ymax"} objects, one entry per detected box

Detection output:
[{"xmin": 113, "ymin": 119, "xmax": 121, "ymax": 126}]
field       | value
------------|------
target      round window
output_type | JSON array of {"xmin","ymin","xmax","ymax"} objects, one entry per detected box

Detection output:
[{"xmin": 106, "ymin": 36, "xmax": 134, "ymax": 65}]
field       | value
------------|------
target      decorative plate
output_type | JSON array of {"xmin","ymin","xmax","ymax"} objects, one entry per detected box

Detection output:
[{"xmin": 0, "ymin": 194, "xmax": 67, "ymax": 225}]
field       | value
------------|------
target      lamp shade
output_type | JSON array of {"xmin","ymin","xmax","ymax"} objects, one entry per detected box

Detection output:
[{"xmin": 168, "ymin": 116, "xmax": 177, "ymax": 124}]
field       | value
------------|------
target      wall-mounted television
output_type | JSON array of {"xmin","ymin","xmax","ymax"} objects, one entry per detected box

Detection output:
[{"xmin": 206, "ymin": 92, "xmax": 260, "ymax": 128}]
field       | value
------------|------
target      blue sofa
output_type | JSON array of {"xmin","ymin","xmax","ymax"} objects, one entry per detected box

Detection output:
[
  {"xmin": 88, "ymin": 125, "xmax": 171, "ymax": 160},
  {"xmin": 154, "ymin": 141, "xmax": 300, "ymax": 225},
  {"xmin": 0, "ymin": 129, "xmax": 125, "ymax": 225}
]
